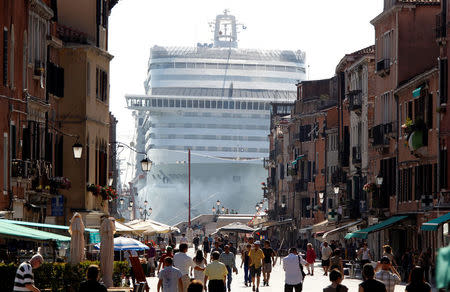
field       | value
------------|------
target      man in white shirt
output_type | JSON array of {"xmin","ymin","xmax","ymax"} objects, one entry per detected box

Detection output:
[
  {"xmin": 173, "ymin": 243, "xmax": 194, "ymax": 292},
  {"xmin": 158, "ymin": 257, "xmax": 183, "ymax": 292},
  {"xmin": 179, "ymin": 234, "xmax": 188, "ymax": 245},
  {"xmin": 283, "ymin": 247, "xmax": 308, "ymax": 292},
  {"xmin": 321, "ymin": 241, "xmax": 333, "ymax": 276}
]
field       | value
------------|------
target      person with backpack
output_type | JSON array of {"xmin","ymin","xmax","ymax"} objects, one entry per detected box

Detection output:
[{"xmin": 282, "ymin": 247, "xmax": 308, "ymax": 292}]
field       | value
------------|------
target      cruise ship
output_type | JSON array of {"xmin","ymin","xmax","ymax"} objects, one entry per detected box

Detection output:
[{"xmin": 125, "ymin": 11, "xmax": 306, "ymax": 224}]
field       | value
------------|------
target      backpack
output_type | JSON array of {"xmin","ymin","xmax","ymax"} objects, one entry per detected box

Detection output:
[{"xmin": 298, "ymin": 255, "xmax": 306, "ymax": 279}]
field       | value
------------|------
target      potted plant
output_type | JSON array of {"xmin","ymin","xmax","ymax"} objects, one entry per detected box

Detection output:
[{"xmin": 363, "ymin": 182, "xmax": 376, "ymax": 193}]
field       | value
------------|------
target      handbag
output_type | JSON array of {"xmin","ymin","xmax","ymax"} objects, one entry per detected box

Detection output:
[{"xmin": 298, "ymin": 255, "xmax": 306, "ymax": 279}]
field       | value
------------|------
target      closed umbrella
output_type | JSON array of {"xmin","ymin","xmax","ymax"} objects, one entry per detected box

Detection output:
[
  {"xmin": 69, "ymin": 213, "xmax": 85, "ymax": 265},
  {"xmin": 100, "ymin": 216, "xmax": 116, "ymax": 288}
]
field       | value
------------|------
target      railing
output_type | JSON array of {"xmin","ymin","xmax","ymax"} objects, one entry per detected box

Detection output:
[
  {"xmin": 371, "ymin": 124, "xmax": 389, "ymax": 146},
  {"xmin": 11, "ymin": 159, "xmax": 31, "ymax": 178},
  {"xmin": 56, "ymin": 23, "xmax": 89, "ymax": 45},
  {"xmin": 352, "ymin": 146, "xmax": 362, "ymax": 164},
  {"xmin": 436, "ymin": 13, "xmax": 447, "ymax": 40},
  {"xmin": 348, "ymin": 90, "xmax": 362, "ymax": 112}
]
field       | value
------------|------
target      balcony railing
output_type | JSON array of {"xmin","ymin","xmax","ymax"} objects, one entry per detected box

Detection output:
[
  {"xmin": 11, "ymin": 159, "xmax": 30, "ymax": 178},
  {"xmin": 56, "ymin": 23, "xmax": 89, "ymax": 45},
  {"xmin": 347, "ymin": 90, "xmax": 362, "ymax": 112},
  {"xmin": 371, "ymin": 124, "xmax": 390, "ymax": 146},
  {"xmin": 352, "ymin": 146, "xmax": 362, "ymax": 164}
]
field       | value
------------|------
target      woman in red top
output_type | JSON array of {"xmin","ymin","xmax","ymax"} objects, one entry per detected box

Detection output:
[{"xmin": 306, "ymin": 243, "xmax": 317, "ymax": 275}]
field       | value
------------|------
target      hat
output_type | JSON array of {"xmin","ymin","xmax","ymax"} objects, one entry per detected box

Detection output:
[
  {"xmin": 166, "ymin": 246, "xmax": 173, "ymax": 251},
  {"xmin": 380, "ymin": 256, "xmax": 390, "ymax": 264},
  {"xmin": 254, "ymin": 241, "xmax": 261, "ymax": 245},
  {"xmin": 31, "ymin": 254, "xmax": 44, "ymax": 264}
]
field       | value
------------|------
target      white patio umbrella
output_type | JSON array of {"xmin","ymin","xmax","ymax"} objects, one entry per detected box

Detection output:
[
  {"xmin": 94, "ymin": 236, "xmax": 150, "ymax": 251},
  {"xmin": 100, "ymin": 216, "xmax": 116, "ymax": 288},
  {"xmin": 69, "ymin": 213, "xmax": 85, "ymax": 265}
]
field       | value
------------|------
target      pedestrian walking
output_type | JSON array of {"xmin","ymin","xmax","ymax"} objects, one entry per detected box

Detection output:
[
  {"xmin": 173, "ymin": 243, "xmax": 194, "ymax": 292},
  {"xmin": 193, "ymin": 234, "xmax": 200, "ymax": 251},
  {"xmin": 357, "ymin": 243, "xmax": 372, "ymax": 267},
  {"xmin": 418, "ymin": 248, "xmax": 432, "ymax": 284},
  {"xmin": 241, "ymin": 244, "xmax": 252, "ymax": 287},
  {"xmin": 13, "ymin": 253, "xmax": 44, "ymax": 292},
  {"xmin": 210, "ymin": 241, "xmax": 223, "ymax": 260},
  {"xmin": 261, "ymin": 240, "xmax": 276, "ymax": 286},
  {"xmin": 78, "ymin": 264, "xmax": 107, "ymax": 292},
  {"xmin": 192, "ymin": 250, "xmax": 207, "ymax": 282},
  {"xmin": 180, "ymin": 234, "xmax": 188, "ymax": 245},
  {"xmin": 329, "ymin": 249, "xmax": 344, "ymax": 277},
  {"xmin": 382, "ymin": 245, "xmax": 397, "ymax": 266},
  {"xmin": 147, "ymin": 243, "xmax": 157, "ymax": 276},
  {"xmin": 405, "ymin": 266, "xmax": 431, "ymax": 292},
  {"xmin": 402, "ymin": 248, "xmax": 414, "ymax": 282},
  {"xmin": 305, "ymin": 243, "xmax": 316, "ymax": 276},
  {"xmin": 323, "ymin": 269, "xmax": 348, "ymax": 292},
  {"xmin": 359, "ymin": 263, "xmax": 387, "ymax": 292},
  {"xmin": 157, "ymin": 257, "xmax": 183, "ymax": 292},
  {"xmin": 282, "ymin": 247, "xmax": 307, "ymax": 292},
  {"xmin": 228, "ymin": 242, "xmax": 237, "ymax": 256},
  {"xmin": 375, "ymin": 256, "xmax": 401, "ymax": 292},
  {"xmin": 219, "ymin": 245, "xmax": 238, "ymax": 292},
  {"xmin": 187, "ymin": 280, "xmax": 203, "ymax": 292},
  {"xmin": 157, "ymin": 246, "xmax": 174, "ymax": 275},
  {"xmin": 203, "ymin": 236, "xmax": 211, "ymax": 257},
  {"xmin": 321, "ymin": 241, "xmax": 333, "ymax": 276},
  {"xmin": 204, "ymin": 251, "xmax": 228, "ymax": 292},
  {"xmin": 249, "ymin": 241, "xmax": 265, "ymax": 292}
]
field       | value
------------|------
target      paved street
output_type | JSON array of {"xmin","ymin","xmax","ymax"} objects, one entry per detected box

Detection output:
[{"xmin": 146, "ymin": 248, "xmax": 410, "ymax": 292}]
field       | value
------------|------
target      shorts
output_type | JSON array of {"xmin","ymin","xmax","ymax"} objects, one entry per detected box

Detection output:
[
  {"xmin": 250, "ymin": 266, "xmax": 262, "ymax": 277},
  {"xmin": 262, "ymin": 262, "xmax": 272, "ymax": 273},
  {"xmin": 322, "ymin": 259, "xmax": 330, "ymax": 267}
]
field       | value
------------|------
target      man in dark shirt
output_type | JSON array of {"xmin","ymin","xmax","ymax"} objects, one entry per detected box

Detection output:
[
  {"xmin": 359, "ymin": 263, "xmax": 386, "ymax": 292},
  {"xmin": 78, "ymin": 265, "xmax": 107, "ymax": 292},
  {"xmin": 261, "ymin": 240, "xmax": 276, "ymax": 286}
]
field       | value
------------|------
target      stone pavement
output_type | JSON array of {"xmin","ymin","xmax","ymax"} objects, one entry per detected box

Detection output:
[{"xmin": 145, "ymin": 248, "xmax": 413, "ymax": 292}]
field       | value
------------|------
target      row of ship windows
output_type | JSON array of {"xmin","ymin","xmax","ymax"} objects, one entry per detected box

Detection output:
[
  {"xmin": 148, "ymin": 134, "xmax": 268, "ymax": 141},
  {"xmin": 149, "ymin": 62, "xmax": 306, "ymax": 73},
  {"xmin": 151, "ymin": 145, "xmax": 269, "ymax": 153},
  {"xmin": 182, "ymin": 112, "xmax": 270, "ymax": 119},
  {"xmin": 149, "ymin": 123, "xmax": 269, "ymax": 130},
  {"xmin": 128, "ymin": 98, "xmax": 271, "ymax": 111},
  {"xmin": 149, "ymin": 74, "xmax": 298, "ymax": 84}
]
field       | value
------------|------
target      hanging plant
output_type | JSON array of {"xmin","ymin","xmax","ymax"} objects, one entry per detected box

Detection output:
[{"xmin": 363, "ymin": 183, "xmax": 376, "ymax": 193}]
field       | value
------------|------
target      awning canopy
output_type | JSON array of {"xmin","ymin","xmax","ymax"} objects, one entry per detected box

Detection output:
[
  {"xmin": 345, "ymin": 215, "xmax": 408, "ymax": 239},
  {"xmin": 421, "ymin": 212, "xmax": 450, "ymax": 231},
  {"xmin": 322, "ymin": 220, "xmax": 363, "ymax": 240},
  {"xmin": 0, "ymin": 220, "xmax": 70, "ymax": 242},
  {"xmin": 218, "ymin": 222, "xmax": 255, "ymax": 233},
  {"xmin": 312, "ymin": 220, "xmax": 329, "ymax": 233},
  {"xmin": 0, "ymin": 218, "xmax": 98, "ymax": 233}
]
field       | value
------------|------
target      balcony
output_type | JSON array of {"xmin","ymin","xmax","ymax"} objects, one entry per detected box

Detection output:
[
  {"xmin": 376, "ymin": 59, "xmax": 390, "ymax": 76},
  {"xmin": 352, "ymin": 146, "xmax": 362, "ymax": 165},
  {"xmin": 11, "ymin": 160, "xmax": 31, "ymax": 179},
  {"xmin": 56, "ymin": 23, "xmax": 89, "ymax": 45},
  {"xmin": 435, "ymin": 13, "xmax": 447, "ymax": 44},
  {"xmin": 347, "ymin": 90, "xmax": 362, "ymax": 113},
  {"xmin": 371, "ymin": 124, "xmax": 390, "ymax": 147},
  {"xmin": 295, "ymin": 180, "xmax": 308, "ymax": 192},
  {"xmin": 331, "ymin": 168, "xmax": 347, "ymax": 185}
]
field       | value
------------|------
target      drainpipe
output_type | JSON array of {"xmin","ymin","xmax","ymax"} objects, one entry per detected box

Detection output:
[{"xmin": 394, "ymin": 93, "xmax": 400, "ymax": 211}]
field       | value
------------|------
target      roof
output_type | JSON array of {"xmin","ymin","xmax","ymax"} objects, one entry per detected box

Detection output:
[
  {"xmin": 0, "ymin": 220, "xmax": 71, "ymax": 242},
  {"xmin": 150, "ymin": 46, "xmax": 306, "ymax": 63}
]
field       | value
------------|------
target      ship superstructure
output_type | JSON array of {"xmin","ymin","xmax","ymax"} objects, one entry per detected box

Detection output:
[{"xmin": 125, "ymin": 11, "xmax": 306, "ymax": 224}]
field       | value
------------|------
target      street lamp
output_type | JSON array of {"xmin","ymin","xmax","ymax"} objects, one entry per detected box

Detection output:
[
  {"xmin": 144, "ymin": 200, "xmax": 148, "ymax": 206},
  {"xmin": 129, "ymin": 201, "xmax": 133, "ymax": 207},
  {"xmin": 119, "ymin": 198, "xmax": 124, "ymax": 205},
  {"xmin": 255, "ymin": 205, "xmax": 260, "ymax": 211},
  {"xmin": 281, "ymin": 202, "xmax": 286, "ymax": 208},
  {"xmin": 139, "ymin": 207, "xmax": 143, "ymax": 213},
  {"xmin": 72, "ymin": 142, "xmax": 83, "ymax": 159},
  {"xmin": 221, "ymin": 206, "xmax": 225, "ymax": 213},
  {"xmin": 140, "ymin": 158, "xmax": 152, "ymax": 172},
  {"xmin": 148, "ymin": 207, "xmax": 152, "ymax": 215},
  {"xmin": 334, "ymin": 186, "xmax": 340, "ymax": 195},
  {"xmin": 319, "ymin": 192, "xmax": 324, "ymax": 204},
  {"xmin": 259, "ymin": 201, "xmax": 263, "ymax": 208},
  {"xmin": 212, "ymin": 206, "xmax": 216, "ymax": 213},
  {"xmin": 376, "ymin": 173, "xmax": 384, "ymax": 186},
  {"xmin": 127, "ymin": 205, "xmax": 132, "ymax": 211},
  {"xmin": 108, "ymin": 177, "xmax": 114, "ymax": 187},
  {"xmin": 216, "ymin": 200, "xmax": 221, "ymax": 206}
]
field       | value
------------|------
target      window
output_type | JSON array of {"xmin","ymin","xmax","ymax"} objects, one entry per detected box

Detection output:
[
  {"xmin": 152, "ymin": 99, "xmax": 157, "ymax": 107},
  {"xmin": 163, "ymin": 99, "xmax": 168, "ymax": 107},
  {"xmin": 158, "ymin": 99, "xmax": 163, "ymax": 107},
  {"xmin": 187, "ymin": 100, "xmax": 192, "ymax": 108},
  {"xmin": 9, "ymin": 25, "xmax": 14, "ymax": 87},
  {"xmin": 3, "ymin": 133, "xmax": 8, "ymax": 194},
  {"xmin": 217, "ymin": 101, "xmax": 222, "ymax": 108},
  {"xmin": 28, "ymin": 11, "xmax": 48, "ymax": 67},
  {"xmin": 175, "ymin": 99, "xmax": 180, "ymax": 107},
  {"xmin": 181, "ymin": 100, "xmax": 186, "ymax": 107},
  {"xmin": 193, "ymin": 100, "xmax": 198, "ymax": 108},
  {"xmin": 229, "ymin": 101, "xmax": 234, "ymax": 109},
  {"xmin": 205, "ymin": 100, "xmax": 210, "ymax": 108},
  {"xmin": 211, "ymin": 100, "xmax": 216, "ymax": 108},
  {"xmin": 96, "ymin": 68, "xmax": 107, "ymax": 102},
  {"xmin": 86, "ymin": 62, "xmax": 90, "ymax": 96},
  {"xmin": 199, "ymin": 100, "xmax": 204, "ymax": 108},
  {"xmin": 169, "ymin": 99, "xmax": 174, "ymax": 107}
]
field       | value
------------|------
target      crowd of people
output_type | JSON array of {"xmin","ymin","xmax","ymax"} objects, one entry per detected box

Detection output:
[{"xmin": 11, "ymin": 233, "xmax": 445, "ymax": 292}]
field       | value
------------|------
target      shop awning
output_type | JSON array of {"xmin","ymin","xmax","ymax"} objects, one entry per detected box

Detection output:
[
  {"xmin": 0, "ymin": 219, "xmax": 98, "ymax": 233},
  {"xmin": 0, "ymin": 220, "xmax": 70, "ymax": 242},
  {"xmin": 421, "ymin": 212, "xmax": 450, "ymax": 231},
  {"xmin": 312, "ymin": 220, "xmax": 329, "ymax": 233},
  {"xmin": 322, "ymin": 220, "xmax": 363, "ymax": 240},
  {"xmin": 344, "ymin": 215, "xmax": 408, "ymax": 239}
]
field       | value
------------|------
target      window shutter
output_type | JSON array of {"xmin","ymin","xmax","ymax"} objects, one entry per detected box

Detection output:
[{"xmin": 3, "ymin": 28, "xmax": 8, "ymax": 86}]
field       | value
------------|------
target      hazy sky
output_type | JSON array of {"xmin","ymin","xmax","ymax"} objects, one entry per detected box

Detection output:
[{"xmin": 108, "ymin": 0, "xmax": 384, "ymax": 181}]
